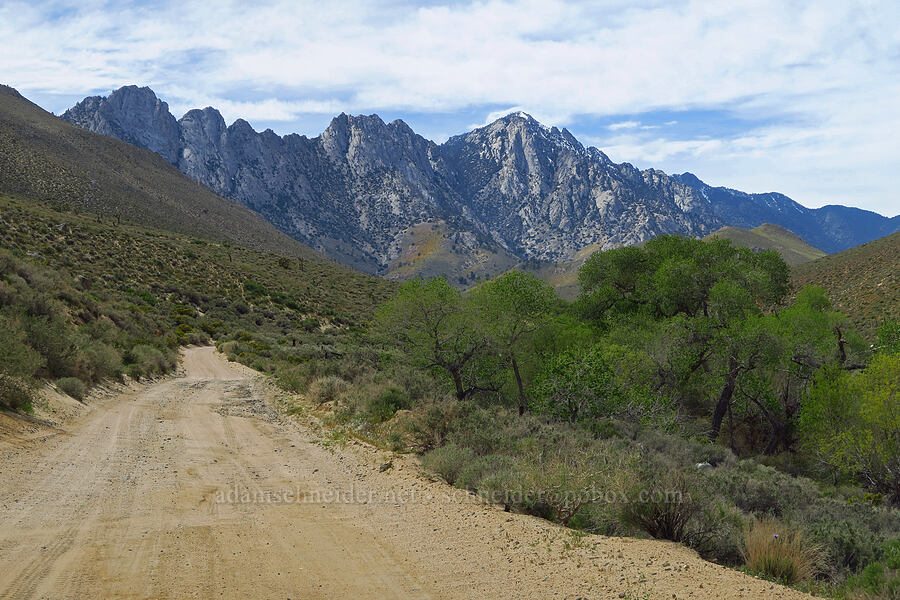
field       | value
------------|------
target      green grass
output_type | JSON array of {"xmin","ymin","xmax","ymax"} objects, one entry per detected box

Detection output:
[{"xmin": 704, "ymin": 223, "xmax": 827, "ymax": 266}]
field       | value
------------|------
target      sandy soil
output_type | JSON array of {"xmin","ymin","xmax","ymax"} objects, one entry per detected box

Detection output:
[{"xmin": 0, "ymin": 347, "xmax": 816, "ymax": 599}]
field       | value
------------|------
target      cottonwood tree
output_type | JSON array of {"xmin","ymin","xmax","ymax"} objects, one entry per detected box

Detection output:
[
  {"xmin": 575, "ymin": 236, "xmax": 865, "ymax": 452},
  {"xmin": 469, "ymin": 270, "xmax": 556, "ymax": 414},
  {"xmin": 799, "ymin": 351, "xmax": 900, "ymax": 502},
  {"xmin": 374, "ymin": 277, "xmax": 491, "ymax": 400}
]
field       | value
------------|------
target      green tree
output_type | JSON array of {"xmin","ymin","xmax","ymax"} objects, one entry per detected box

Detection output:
[
  {"xmin": 374, "ymin": 277, "xmax": 490, "ymax": 400},
  {"xmin": 578, "ymin": 236, "xmax": 789, "ymax": 322},
  {"xmin": 798, "ymin": 352, "xmax": 900, "ymax": 501},
  {"xmin": 533, "ymin": 345, "xmax": 622, "ymax": 423},
  {"xmin": 470, "ymin": 271, "xmax": 556, "ymax": 414}
]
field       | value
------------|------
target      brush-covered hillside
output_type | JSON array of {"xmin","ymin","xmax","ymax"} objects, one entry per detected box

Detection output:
[
  {"xmin": 704, "ymin": 223, "xmax": 827, "ymax": 266},
  {"xmin": 0, "ymin": 85, "xmax": 325, "ymax": 260},
  {"xmin": 792, "ymin": 230, "xmax": 899, "ymax": 339},
  {"xmin": 0, "ymin": 193, "xmax": 392, "ymax": 411}
]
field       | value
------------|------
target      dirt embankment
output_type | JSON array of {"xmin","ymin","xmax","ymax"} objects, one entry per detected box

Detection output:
[{"xmin": 0, "ymin": 347, "xmax": 815, "ymax": 599}]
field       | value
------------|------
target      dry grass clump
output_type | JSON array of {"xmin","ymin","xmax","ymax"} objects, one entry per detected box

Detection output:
[{"xmin": 742, "ymin": 517, "xmax": 821, "ymax": 584}]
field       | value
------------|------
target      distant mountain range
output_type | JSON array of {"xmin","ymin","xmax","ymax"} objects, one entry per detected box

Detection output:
[{"xmin": 61, "ymin": 86, "xmax": 900, "ymax": 278}]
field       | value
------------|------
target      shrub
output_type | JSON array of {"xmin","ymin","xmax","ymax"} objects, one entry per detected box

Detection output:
[
  {"xmin": 308, "ymin": 376, "xmax": 350, "ymax": 404},
  {"xmin": 456, "ymin": 454, "xmax": 519, "ymax": 493},
  {"xmin": 0, "ymin": 374, "xmax": 35, "ymax": 411},
  {"xmin": 742, "ymin": 517, "xmax": 821, "ymax": 584},
  {"xmin": 364, "ymin": 386, "xmax": 410, "ymax": 423},
  {"xmin": 126, "ymin": 344, "xmax": 173, "ymax": 378},
  {"xmin": 619, "ymin": 463, "xmax": 743, "ymax": 562},
  {"xmin": 707, "ymin": 461, "xmax": 819, "ymax": 516},
  {"xmin": 447, "ymin": 404, "xmax": 558, "ymax": 457},
  {"xmin": 275, "ymin": 364, "xmax": 313, "ymax": 393},
  {"xmin": 422, "ymin": 444, "xmax": 476, "ymax": 486},
  {"xmin": 57, "ymin": 377, "xmax": 87, "ymax": 401},
  {"xmin": 403, "ymin": 396, "xmax": 459, "ymax": 451},
  {"xmin": 73, "ymin": 341, "xmax": 122, "ymax": 382},
  {"xmin": 24, "ymin": 314, "xmax": 77, "ymax": 377},
  {"xmin": 0, "ymin": 315, "xmax": 44, "ymax": 379},
  {"xmin": 621, "ymin": 466, "xmax": 705, "ymax": 543},
  {"xmin": 518, "ymin": 444, "xmax": 635, "ymax": 525}
]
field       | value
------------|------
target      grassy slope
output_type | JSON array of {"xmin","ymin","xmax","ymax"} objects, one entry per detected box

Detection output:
[
  {"xmin": 384, "ymin": 220, "xmax": 520, "ymax": 287},
  {"xmin": 0, "ymin": 85, "xmax": 326, "ymax": 261},
  {"xmin": 0, "ymin": 195, "xmax": 392, "ymax": 330},
  {"xmin": 704, "ymin": 223, "xmax": 827, "ymax": 266},
  {"xmin": 791, "ymin": 231, "xmax": 899, "ymax": 339}
]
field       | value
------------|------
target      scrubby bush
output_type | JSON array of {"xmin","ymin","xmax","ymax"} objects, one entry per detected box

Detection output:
[
  {"xmin": 364, "ymin": 386, "xmax": 411, "ymax": 423},
  {"xmin": 456, "ymin": 454, "xmax": 519, "ymax": 493},
  {"xmin": 24, "ymin": 314, "xmax": 77, "ymax": 377},
  {"xmin": 708, "ymin": 461, "xmax": 820, "ymax": 516},
  {"xmin": 742, "ymin": 517, "xmax": 821, "ymax": 584},
  {"xmin": 275, "ymin": 364, "xmax": 312, "ymax": 393},
  {"xmin": 73, "ymin": 341, "xmax": 121, "ymax": 382},
  {"xmin": 619, "ymin": 463, "xmax": 744, "ymax": 562},
  {"xmin": 308, "ymin": 375, "xmax": 349, "ymax": 404},
  {"xmin": 519, "ymin": 443, "xmax": 636, "ymax": 526},
  {"xmin": 56, "ymin": 377, "xmax": 87, "ymax": 401},
  {"xmin": 125, "ymin": 344, "xmax": 173, "ymax": 379},
  {"xmin": 0, "ymin": 374, "xmax": 35, "ymax": 411},
  {"xmin": 403, "ymin": 396, "xmax": 459, "ymax": 451},
  {"xmin": 447, "ymin": 404, "xmax": 560, "ymax": 457},
  {"xmin": 422, "ymin": 443, "xmax": 477, "ymax": 486}
]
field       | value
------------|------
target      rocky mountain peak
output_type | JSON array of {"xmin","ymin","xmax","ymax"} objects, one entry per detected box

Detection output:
[
  {"xmin": 61, "ymin": 85, "xmax": 900, "ymax": 275},
  {"xmin": 63, "ymin": 85, "xmax": 181, "ymax": 164}
]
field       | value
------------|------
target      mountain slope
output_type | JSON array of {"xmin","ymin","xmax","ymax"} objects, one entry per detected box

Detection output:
[
  {"xmin": 439, "ymin": 113, "xmax": 721, "ymax": 258},
  {"xmin": 704, "ymin": 223, "xmax": 827, "ymax": 266},
  {"xmin": 0, "ymin": 85, "xmax": 327, "ymax": 261},
  {"xmin": 674, "ymin": 172, "xmax": 899, "ymax": 254},
  {"xmin": 62, "ymin": 86, "xmax": 900, "ymax": 278},
  {"xmin": 791, "ymin": 231, "xmax": 899, "ymax": 339}
]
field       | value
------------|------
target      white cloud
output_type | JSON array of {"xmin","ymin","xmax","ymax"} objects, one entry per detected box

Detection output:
[
  {"xmin": 607, "ymin": 121, "xmax": 641, "ymax": 131},
  {"xmin": 0, "ymin": 0, "xmax": 898, "ymax": 214}
]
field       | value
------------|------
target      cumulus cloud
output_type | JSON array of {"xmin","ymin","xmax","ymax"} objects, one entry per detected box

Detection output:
[{"xmin": 0, "ymin": 0, "xmax": 897, "ymax": 213}]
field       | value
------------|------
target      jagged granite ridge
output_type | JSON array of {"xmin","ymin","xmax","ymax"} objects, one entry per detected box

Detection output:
[{"xmin": 63, "ymin": 86, "xmax": 900, "ymax": 274}]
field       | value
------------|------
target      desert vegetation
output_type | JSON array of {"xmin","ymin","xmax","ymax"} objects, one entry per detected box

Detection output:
[
  {"xmin": 279, "ymin": 235, "xmax": 899, "ymax": 598},
  {"xmin": 0, "ymin": 194, "xmax": 390, "ymax": 410},
  {"xmin": 3, "ymin": 193, "xmax": 898, "ymax": 598}
]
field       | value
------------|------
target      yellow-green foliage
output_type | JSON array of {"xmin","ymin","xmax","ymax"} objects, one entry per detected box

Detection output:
[{"xmin": 799, "ymin": 352, "xmax": 900, "ymax": 500}]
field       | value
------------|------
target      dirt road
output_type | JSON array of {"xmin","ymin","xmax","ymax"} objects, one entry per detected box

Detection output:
[{"xmin": 0, "ymin": 347, "xmax": 814, "ymax": 599}]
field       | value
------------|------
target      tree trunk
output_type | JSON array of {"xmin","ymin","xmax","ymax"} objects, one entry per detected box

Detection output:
[
  {"xmin": 450, "ymin": 369, "xmax": 465, "ymax": 401},
  {"xmin": 764, "ymin": 420, "xmax": 790, "ymax": 455},
  {"xmin": 512, "ymin": 357, "xmax": 527, "ymax": 416},
  {"xmin": 710, "ymin": 355, "xmax": 739, "ymax": 441}
]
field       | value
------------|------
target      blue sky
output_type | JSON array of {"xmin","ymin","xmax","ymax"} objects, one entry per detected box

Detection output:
[{"xmin": 1, "ymin": 0, "xmax": 898, "ymax": 216}]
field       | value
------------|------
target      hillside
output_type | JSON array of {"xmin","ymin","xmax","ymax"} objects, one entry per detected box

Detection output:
[
  {"xmin": 792, "ymin": 231, "xmax": 899, "ymax": 339},
  {"xmin": 0, "ymin": 192, "xmax": 392, "ymax": 412},
  {"xmin": 704, "ymin": 223, "xmax": 827, "ymax": 266},
  {"xmin": 0, "ymin": 85, "xmax": 329, "ymax": 262}
]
